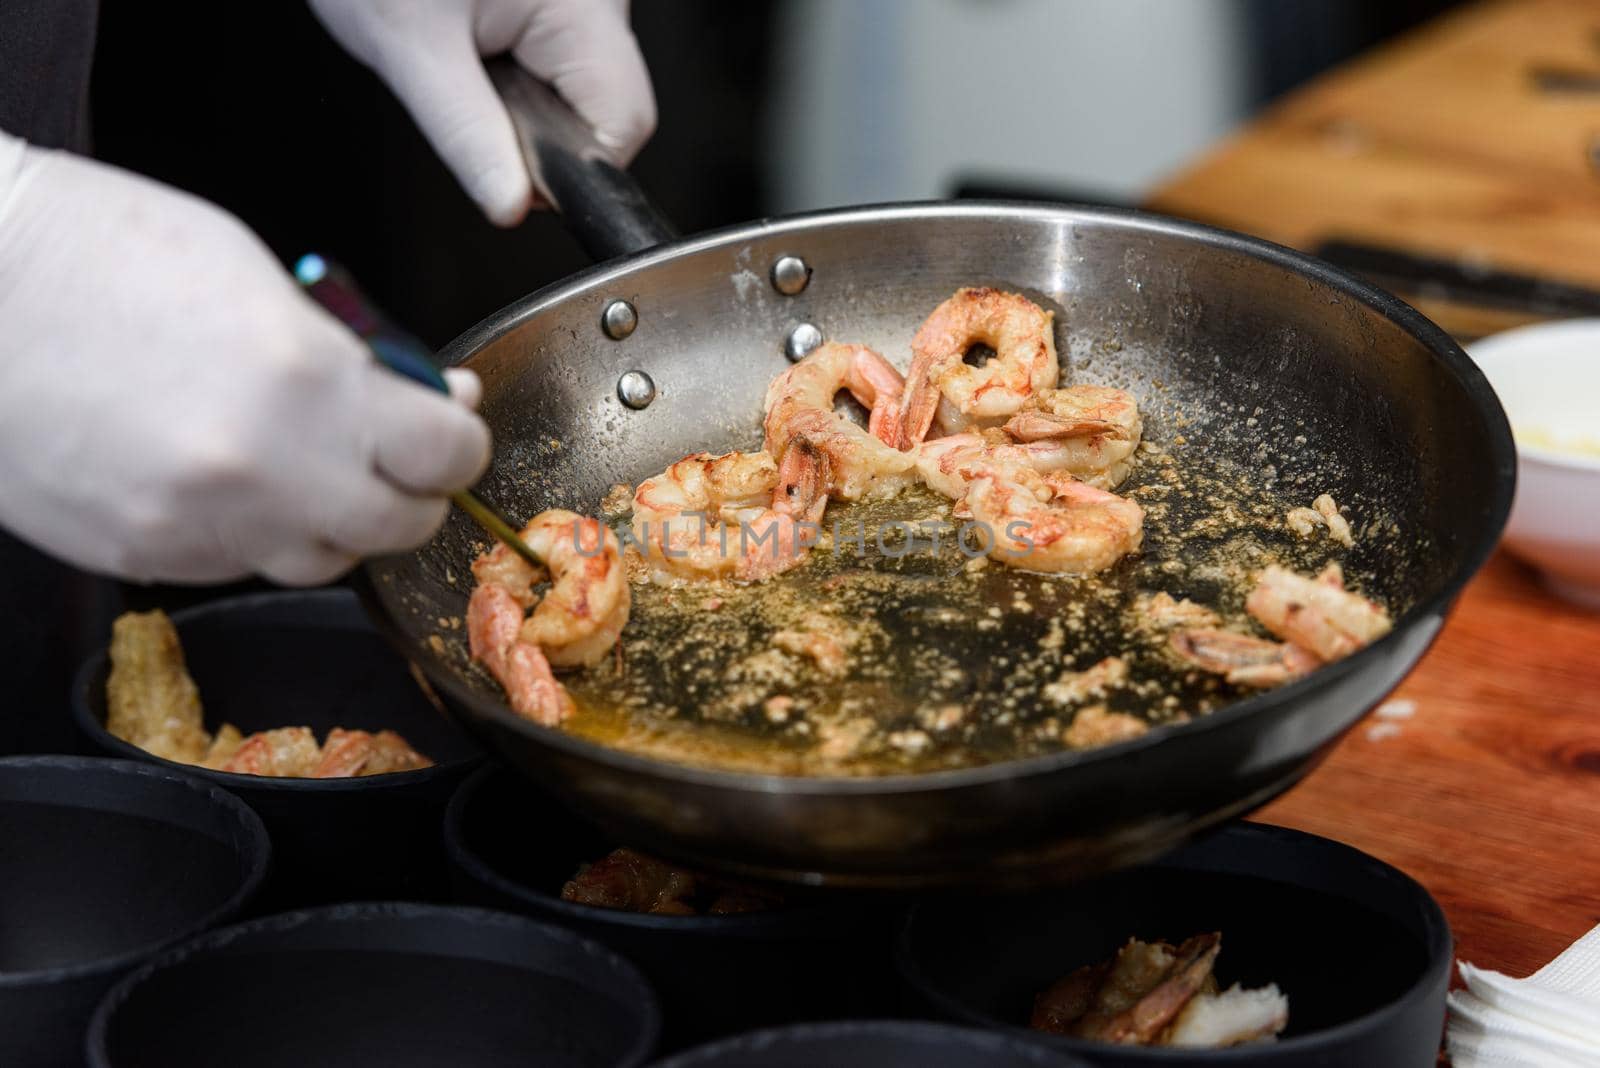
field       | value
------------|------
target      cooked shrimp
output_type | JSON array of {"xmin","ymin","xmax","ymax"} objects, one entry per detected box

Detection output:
[
  {"xmin": 763, "ymin": 342, "xmax": 917, "ymax": 501},
  {"xmin": 1002, "ymin": 384, "xmax": 1143, "ymax": 490},
  {"xmin": 1074, "ymin": 933, "xmax": 1223, "ymax": 1045},
  {"xmin": 471, "ymin": 510, "xmax": 629, "ymax": 668},
  {"xmin": 219, "ymin": 727, "xmax": 321, "ymax": 777},
  {"xmin": 312, "ymin": 728, "xmax": 432, "ymax": 778},
  {"xmin": 1172, "ymin": 564, "xmax": 1389, "ymax": 689},
  {"xmin": 467, "ymin": 584, "xmax": 574, "ymax": 725},
  {"xmin": 561, "ymin": 848, "xmax": 698, "ymax": 915},
  {"xmin": 913, "ymin": 389, "xmax": 1141, "ymax": 499},
  {"xmin": 1246, "ymin": 563, "xmax": 1391, "ymax": 662},
  {"xmin": 745, "ymin": 443, "xmax": 831, "ymax": 580},
  {"xmin": 900, "ymin": 287, "xmax": 1059, "ymax": 444},
  {"xmin": 632, "ymin": 450, "xmax": 821, "ymax": 582},
  {"xmin": 912, "ymin": 431, "xmax": 1069, "ymax": 500},
  {"xmin": 961, "ymin": 465, "xmax": 1143, "ymax": 573},
  {"xmin": 468, "ymin": 509, "xmax": 629, "ymax": 725},
  {"xmin": 915, "ymin": 432, "xmax": 1009, "ymax": 499},
  {"xmin": 1169, "ymin": 628, "xmax": 1321, "ymax": 687}
]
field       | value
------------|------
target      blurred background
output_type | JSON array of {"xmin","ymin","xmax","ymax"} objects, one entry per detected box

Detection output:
[{"xmin": 90, "ymin": 0, "xmax": 1459, "ymax": 349}]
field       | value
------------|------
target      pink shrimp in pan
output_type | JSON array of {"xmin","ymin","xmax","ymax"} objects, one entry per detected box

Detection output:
[
  {"xmin": 467, "ymin": 509, "xmax": 629, "ymax": 726},
  {"xmin": 763, "ymin": 341, "xmax": 918, "ymax": 501},
  {"xmin": 1246, "ymin": 563, "xmax": 1391, "ymax": 661},
  {"xmin": 899, "ymin": 287, "xmax": 1059, "ymax": 446},
  {"xmin": 912, "ymin": 431, "xmax": 1078, "ymax": 500},
  {"xmin": 1169, "ymin": 563, "xmax": 1391, "ymax": 687},
  {"xmin": 1002, "ymin": 384, "xmax": 1143, "ymax": 490},
  {"xmin": 1167, "ymin": 629, "xmax": 1322, "ymax": 688},
  {"xmin": 631, "ymin": 449, "xmax": 822, "ymax": 582},
  {"xmin": 744, "ymin": 442, "xmax": 829, "ymax": 581},
  {"xmin": 959, "ymin": 465, "xmax": 1144, "ymax": 574},
  {"xmin": 912, "ymin": 382, "xmax": 1141, "ymax": 502}
]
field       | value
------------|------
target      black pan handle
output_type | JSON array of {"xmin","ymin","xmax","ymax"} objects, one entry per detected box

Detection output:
[{"xmin": 487, "ymin": 57, "xmax": 677, "ymax": 262}]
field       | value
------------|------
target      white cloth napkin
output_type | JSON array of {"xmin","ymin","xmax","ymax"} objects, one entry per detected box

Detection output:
[{"xmin": 1447, "ymin": 923, "xmax": 1600, "ymax": 1066}]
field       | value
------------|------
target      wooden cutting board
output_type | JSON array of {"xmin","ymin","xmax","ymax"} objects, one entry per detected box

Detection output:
[{"xmin": 1147, "ymin": 0, "xmax": 1600, "ymax": 979}]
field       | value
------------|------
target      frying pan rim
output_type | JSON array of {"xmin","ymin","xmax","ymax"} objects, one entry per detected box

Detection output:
[{"xmin": 364, "ymin": 198, "xmax": 1515, "ymax": 798}]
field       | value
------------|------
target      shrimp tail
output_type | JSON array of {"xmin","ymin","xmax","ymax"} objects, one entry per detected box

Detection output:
[
  {"xmin": 773, "ymin": 440, "xmax": 830, "ymax": 521},
  {"xmin": 844, "ymin": 345, "xmax": 909, "ymax": 449},
  {"xmin": 897, "ymin": 351, "xmax": 943, "ymax": 449},
  {"xmin": 1169, "ymin": 628, "xmax": 1320, "ymax": 687},
  {"xmin": 1004, "ymin": 409, "xmax": 1127, "ymax": 443},
  {"xmin": 740, "ymin": 443, "xmax": 828, "ymax": 580}
]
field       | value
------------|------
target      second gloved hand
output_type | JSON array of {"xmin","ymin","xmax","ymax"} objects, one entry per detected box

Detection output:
[
  {"xmin": 0, "ymin": 134, "xmax": 491, "ymax": 585},
  {"xmin": 310, "ymin": 0, "xmax": 657, "ymax": 226}
]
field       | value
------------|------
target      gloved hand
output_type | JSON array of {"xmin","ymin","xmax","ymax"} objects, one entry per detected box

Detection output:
[
  {"xmin": 0, "ymin": 132, "xmax": 491, "ymax": 585},
  {"xmin": 310, "ymin": 0, "xmax": 656, "ymax": 226}
]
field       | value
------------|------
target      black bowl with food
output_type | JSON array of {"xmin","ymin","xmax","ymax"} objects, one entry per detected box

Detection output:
[
  {"xmin": 71, "ymin": 589, "xmax": 482, "ymax": 905},
  {"xmin": 648, "ymin": 1020, "xmax": 1093, "ymax": 1067},
  {"xmin": 445, "ymin": 765, "xmax": 901, "ymax": 1050},
  {"xmin": 0, "ymin": 756, "xmax": 268, "ymax": 1068},
  {"xmin": 87, "ymin": 902, "xmax": 660, "ymax": 1068},
  {"xmin": 896, "ymin": 822, "xmax": 1451, "ymax": 1066}
]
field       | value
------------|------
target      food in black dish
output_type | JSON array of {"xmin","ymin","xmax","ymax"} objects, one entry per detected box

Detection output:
[
  {"xmin": 73, "ymin": 589, "xmax": 482, "ymax": 905},
  {"xmin": 1030, "ymin": 931, "xmax": 1288, "ymax": 1048},
  {"xmin": 897, "ymin": 822, "xmax": 1451, "ymax": 1066},
  {"xmin": 106, "ymin": 608, "xmax": 434, "ymax": 776},
  {"xmin": 445, "ymin": 766, "xmax": 897, "ymax": 1050},
  {"xmin": 561, "ymin": 847, "xmax": 783, "ymax": 915}
]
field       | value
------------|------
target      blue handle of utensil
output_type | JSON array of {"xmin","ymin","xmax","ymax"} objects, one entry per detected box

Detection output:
[
  {"xmin": 293, "ymin": 253, "xmax": 449, "ymax": 394},
  {"xmin": 292, "ymin": 253, "xmax": 546, "ymax": 570}
]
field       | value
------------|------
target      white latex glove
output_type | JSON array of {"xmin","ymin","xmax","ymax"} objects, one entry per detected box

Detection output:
[
  {"xmin": 0, "ymin": 132, "xmax": 491, "ymax": 585},
  {"xmin": 311, "ymin": 0, "xmax": 657, "ymax": 226}
]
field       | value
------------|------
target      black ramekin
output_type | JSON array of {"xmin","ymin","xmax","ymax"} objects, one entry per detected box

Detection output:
[
  {"xmin": 0, "ymin": 755, "xmax": 269, "ymax": 1068},
  {"xmin": 87, "ymin": 901, "xmax": 660, "ymax": 1068},
  {"xmin": 649, "ymin": 1019, "xmax": 1093, "ymax": 1067},
  {"xmin": 897, "ymin": 822, "xmax": 1452, "ymax": 1066},
  {"xmin": 445, "ymin": 765, "xmax": 902, "ymax": 1051},
  {"xmin": 72, "ymin": 588, "xmax": 482, "ymax": 905}
]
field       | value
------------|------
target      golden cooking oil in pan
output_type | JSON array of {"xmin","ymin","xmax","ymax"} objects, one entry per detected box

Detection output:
[{"xmin": 554, "ymin": 431, "xmax": 1402, "ymax": 778}]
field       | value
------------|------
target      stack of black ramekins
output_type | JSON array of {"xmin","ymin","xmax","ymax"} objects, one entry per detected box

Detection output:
[{"xmin": 0, "ymin": 590, "xmax": 1452, "ymax": 1067}]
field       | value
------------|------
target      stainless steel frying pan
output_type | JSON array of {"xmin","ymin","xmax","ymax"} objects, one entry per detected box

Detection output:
[{"xmin": 357, "ymin": 64, "xmax": 1514, "ymax": 888}]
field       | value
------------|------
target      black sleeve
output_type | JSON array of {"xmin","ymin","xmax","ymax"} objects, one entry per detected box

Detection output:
[{"xmin": 0, "ymin": 0, "xmax": 99, "ymax": 151}]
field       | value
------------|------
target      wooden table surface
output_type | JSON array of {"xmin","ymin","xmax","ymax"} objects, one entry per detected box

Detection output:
[{"xmin": 1147, "ymin": 0, "xmax": 1600, "ymax": 980}]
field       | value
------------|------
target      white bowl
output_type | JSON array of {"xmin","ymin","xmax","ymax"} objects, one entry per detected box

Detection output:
[{"xmin": 1469, "ymin": 319, "xmax": 1600, "ymax": 609}]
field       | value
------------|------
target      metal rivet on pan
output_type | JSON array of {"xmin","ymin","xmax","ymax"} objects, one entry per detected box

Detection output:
[
  {"xmin": 617, "ymin": 370, "xmax": 656, "ymax": 409},
  {"xmin": 770, "ymin": 255, "xmax": 811, "ymax": 296},
  {"xmin": 784, "ymin": 321, "xmax": 823, "ymax": 362},
  {"xmin": 601, "ymin": 299, "xmax": 638, "ymax": 340}
]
